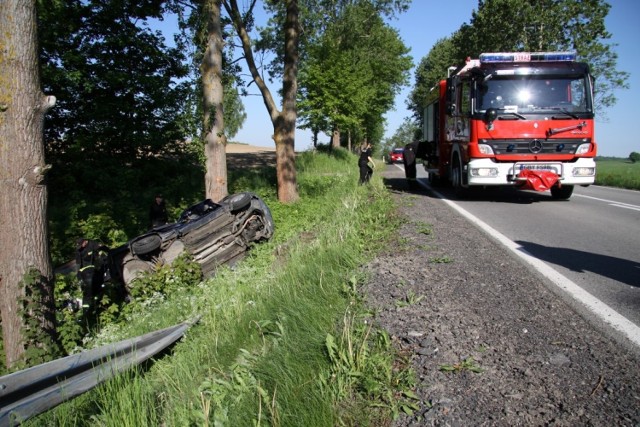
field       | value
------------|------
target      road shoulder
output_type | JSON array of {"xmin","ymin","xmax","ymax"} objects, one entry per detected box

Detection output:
[{"xmin": 363, "ymin": 168, "xmax": 640, "ymax": 426}]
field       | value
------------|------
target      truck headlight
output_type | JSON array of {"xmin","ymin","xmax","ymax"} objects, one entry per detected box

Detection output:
[
  {"xmin": 478, "ymin": 144, "xmax": 494, "ymax": 155},
  {"xmin": 575, "ymin": 143, "xmax": 591, "ymax": 155},
  {"xmin": 573, "ymin": 167, "xmax": 595, "ymax": 176},
  {"xmin": 470, "ymin": 168, "xmax": 498, "ymax": 177}
]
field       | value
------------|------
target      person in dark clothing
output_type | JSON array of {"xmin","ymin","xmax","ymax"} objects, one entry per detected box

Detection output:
[
  {"xmin": 403, "ymin": 141, "xmax": 419, "ymax": 189},
  {"xmin": 76, "ymin": 238, "xmax": 108, "ymax": 308},
  {"xmin": 358, "ymin": 142, "xmax": 375, "ymax": 184},
  {"xmin": 149, "ymin": 194, "xmax": 169, "ymax": 228}
]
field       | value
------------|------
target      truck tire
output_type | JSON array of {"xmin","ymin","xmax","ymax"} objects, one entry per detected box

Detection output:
[
  {"xmin": 451, "ymin": 158, "xmax": 467, "ymax": 198},
  {"xmin": 550, "ymin": 184, "xmax": 574, "ymax": 200}
]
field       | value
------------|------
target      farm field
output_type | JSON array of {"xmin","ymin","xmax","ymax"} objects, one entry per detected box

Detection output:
[{"xmin": 595, "ymin": 158, "xmax": 640, "ymax": 190}]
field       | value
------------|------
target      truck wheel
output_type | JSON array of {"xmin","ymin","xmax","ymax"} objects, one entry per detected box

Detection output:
[
  {"xmin": 221, "ymin": 193, "xmax": 252, "ymax": 212},
  {"xmin": 451, "ymin": 159, "xmax": 467, "ymax": 198},
  {"xmin": 550, "ymin": 185, "xmax": 574, "ymax": 200}
]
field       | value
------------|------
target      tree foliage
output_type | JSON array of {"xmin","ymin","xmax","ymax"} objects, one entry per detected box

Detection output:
[
  {"xmin": 38, "ymin": 0, "xmax": 191, "ymax": 161},
  {"xmin": 406, "ymin": 36, "xmax": 456, "ymax": 119},
  {"xmin": 630, "ymin": 152, "xmax": 640, "ymax": 163},
  {"xmin": 381, "ymin": 116, "xmax": 419, "ymax": 156},
  {"xmin": 297, "ymin": 1, "xmax": 412, "ymax": 147}
]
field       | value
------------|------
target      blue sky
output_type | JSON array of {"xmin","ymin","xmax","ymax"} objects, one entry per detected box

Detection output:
[{"xmin": 161, "ymin": 1, "xmax": 639, "ymax": 157}]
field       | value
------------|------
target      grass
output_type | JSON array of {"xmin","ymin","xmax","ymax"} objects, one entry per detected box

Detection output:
[
  {"xmin": 27, "ymin": 149, "xmax": 416, "ymax": 426},
  {"xmin": 595, "ymin": 158, "xmax": 640, "ymax": 190}
]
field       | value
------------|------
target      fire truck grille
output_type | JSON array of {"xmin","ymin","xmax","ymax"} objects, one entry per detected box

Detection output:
[{"xmin": 481, "ymin": 138, "xmax": 591, "ymax": 155}]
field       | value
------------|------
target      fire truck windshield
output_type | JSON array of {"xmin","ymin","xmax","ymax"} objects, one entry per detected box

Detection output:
[{"xmin": 475, "ymin": 75, "xmax": 591, "ymax": 116}]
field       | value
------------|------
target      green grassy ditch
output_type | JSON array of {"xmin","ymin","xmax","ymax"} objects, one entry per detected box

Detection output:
[{"xmin": 27, "ymin": 149, "xmax": 417, "ymax": 426}]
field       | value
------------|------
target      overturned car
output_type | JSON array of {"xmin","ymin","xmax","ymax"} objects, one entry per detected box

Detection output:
[{"xmin": 105, "ymin": 192, "xmax": 274, "ymax": 290}]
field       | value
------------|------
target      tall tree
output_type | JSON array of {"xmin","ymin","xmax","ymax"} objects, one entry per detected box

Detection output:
[
  {"xmin": 171, "ymin": 0, "xmax": 248, "ymax": 200},
  {"xmin": 201, "ymin": 0, "xmax": 228, "ymax": 201},
  {"xmin": 0, "ymin": 0, "xmax": 57, "ymax": 368},
  {"xmin": 297, "ymin": 1, "xmax": 412, "ymax": 149},
  {"xmin": 223, "ymin": 0, "xmax": 300, "ymax": 203}
]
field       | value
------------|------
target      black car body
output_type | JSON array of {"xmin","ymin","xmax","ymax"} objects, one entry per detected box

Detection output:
[{"xmin": 106, "ymin": 192, "xmax": 274, "ymax": 289}]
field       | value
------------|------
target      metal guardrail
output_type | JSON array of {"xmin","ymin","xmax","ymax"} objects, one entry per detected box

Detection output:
[{"xmin": 0, "ymin": 317, "xmax": 199, "ymax": 426}]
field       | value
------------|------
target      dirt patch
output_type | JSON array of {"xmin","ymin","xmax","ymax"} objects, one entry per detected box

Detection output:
[
  {"xmin": 226, "ymin": 143, "xmax": 275, "ymax": 154},
  {"xmin": 364, "ymin": 168, "xmax": 640, "ymax": 426},
  {"xmin": 226, "ymin": 144, "xmax": 276, "ymax": 170}
]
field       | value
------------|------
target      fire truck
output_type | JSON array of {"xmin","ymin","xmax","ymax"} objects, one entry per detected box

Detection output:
[{"xmin": 420, "ymin": 52, "xmax": 597, "ymax": 200}]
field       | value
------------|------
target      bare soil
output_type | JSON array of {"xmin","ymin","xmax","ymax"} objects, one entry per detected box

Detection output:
[
  {"xmin": 364, "ymin": 167, "xmax": 640, "ymax": 426},
  {"xmin": 226, "ymin": 143, "xmax": 276, "ymax": 171}
]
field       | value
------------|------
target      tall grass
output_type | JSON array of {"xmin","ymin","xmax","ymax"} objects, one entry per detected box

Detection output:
[
  {"xmin": 595, "ymin": 158, "xmax": 640, "ymax": 190},
  {"xmin": 28, "ymin": 149, "xmax": 414, "ymax": 426}
]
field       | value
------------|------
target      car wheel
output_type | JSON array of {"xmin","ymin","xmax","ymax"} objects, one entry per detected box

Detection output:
[
  {"xmin": 221, "ymin": 193, "xmax": 252, "ymax": 212},
  {"xmin": 122, "ymin": 257, "xmax": 154, "ymax": 287},
  {"xmin": 131, "ymin": 234, "xmax": 162, "ymax": 255}
]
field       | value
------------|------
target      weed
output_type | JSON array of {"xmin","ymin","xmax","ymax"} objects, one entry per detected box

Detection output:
[
  {"xmin": 395, "ymin": 290, "xmax": 425, "ymax": 308},
  {"xmin": 415, "ymin": 221, "xmax": 433, "ymax": 235},
  {"xmin": 430, "ymin": 256, "xmax": 453, "ymax": 264},
  {"xmin": 439, "ymin": 357, "xmax": 484, "ymax": 374}
]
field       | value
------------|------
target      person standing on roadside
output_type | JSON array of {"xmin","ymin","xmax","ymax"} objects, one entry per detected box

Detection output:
[
  {"xmin": 403, "ymin": 141, "xmax": 419, "ymax": 189},
  {"xmin": 358, "ymin": 142, "xmax": 375, "ymax": 184},
  {"xmin": 149, "ymin": 194, "xmax": 168, "ymax": 228}
]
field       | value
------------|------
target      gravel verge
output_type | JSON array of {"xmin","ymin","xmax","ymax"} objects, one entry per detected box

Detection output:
[{"xmin": 362, "ymin": 167, "xmax": 640, "ymax": 426}]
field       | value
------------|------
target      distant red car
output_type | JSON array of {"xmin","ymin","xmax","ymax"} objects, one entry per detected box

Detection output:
[{"xmin": 388, "ymin": 148, "xmax": 404, "ymax": 163}]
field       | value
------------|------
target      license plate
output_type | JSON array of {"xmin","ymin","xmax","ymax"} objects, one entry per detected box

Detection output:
[{"xmin": 517, "ymin": 164, "xmax": 559, "ymax": 173}]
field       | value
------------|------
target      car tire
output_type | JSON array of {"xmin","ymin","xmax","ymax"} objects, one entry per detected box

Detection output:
[
  {"xmin": 122, "ymin": 257, "xmax": 154, "ymax": 287},
  {"xmin": 221, "ymin": 193, "xmax": 252, "ymax": 212},
  {"xmin": 131, "ymin": 234, "xmax": 162, "ymax": 255}
]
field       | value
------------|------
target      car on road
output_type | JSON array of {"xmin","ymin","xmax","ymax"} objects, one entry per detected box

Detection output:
[
  {"xmin": 106, "ymin": 192, "xmax": 274, "ymax": 289},
  {"xmin": 388, "ymin": 148, "xmax": 404, "ymax": 163}
]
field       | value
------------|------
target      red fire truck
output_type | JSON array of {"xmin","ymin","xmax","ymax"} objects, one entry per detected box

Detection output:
[{"xmin": 421, "ymin": 52, "xmax": 597, "ymax": 200}]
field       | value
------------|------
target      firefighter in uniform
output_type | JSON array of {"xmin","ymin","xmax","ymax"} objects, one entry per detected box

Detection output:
[{"xmin": 76, "ymin": 238, "xmax": 108, "ymax": 308}]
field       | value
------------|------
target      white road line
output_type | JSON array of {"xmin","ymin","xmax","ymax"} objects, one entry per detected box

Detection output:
[
  {"xmin": 392, "ymin": 165, "xmax": 640, "ymax": 349},
  {"xmin": 609, "ymin": 203, "xmax": 640, "ymax": 212},
  {"xmin": 574, "ymin": 193, "xmax": 640, "ymax": 210}
]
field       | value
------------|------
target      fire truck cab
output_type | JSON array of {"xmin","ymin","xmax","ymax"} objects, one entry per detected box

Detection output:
[{"xmin": 422, "ymin": 52, "xmax": 597, "ymax": 200}]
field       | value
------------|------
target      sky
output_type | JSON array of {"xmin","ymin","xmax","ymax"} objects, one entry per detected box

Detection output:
[{"xmin": 161, "ymin": 1, "xmax": 640, "ymax": 157}]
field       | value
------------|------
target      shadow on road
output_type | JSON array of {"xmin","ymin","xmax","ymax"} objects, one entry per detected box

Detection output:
[
  {"xmin": 516, "ymin": 240, "xmax": 640, "ymax": 288},
  {"xmin": 382, "ymin": 177, "xmax": 435, "ymax": 197}
]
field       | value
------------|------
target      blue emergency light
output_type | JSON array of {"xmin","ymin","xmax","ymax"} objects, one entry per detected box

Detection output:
[{"xmin": 480, "ymin": 52, "xmax": 576, "ymax": 63}]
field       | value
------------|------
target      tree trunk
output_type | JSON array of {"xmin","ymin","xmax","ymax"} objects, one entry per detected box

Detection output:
[
  {"xmin": 201, "ymin": 0, "xmax": 228, "ymax": 202},
  {"xmin": 0, "ymin": 0, "xmax": 56, "ymax": 368},
  {"xmin": 276, "ymin": 0, "xmax": 300, "ymax": 203},
  {"xmin": 331, "ymin": 125, "xmax": 341, "ymax": 149},
  {"xmin": 224, "ymin": 0, "xmax": 300, "ymax": 203}
]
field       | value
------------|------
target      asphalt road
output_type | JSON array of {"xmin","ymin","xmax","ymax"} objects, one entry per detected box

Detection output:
[{"xmin": 390, "ymin": 162, "xmax": 640, "ymax": 344}]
